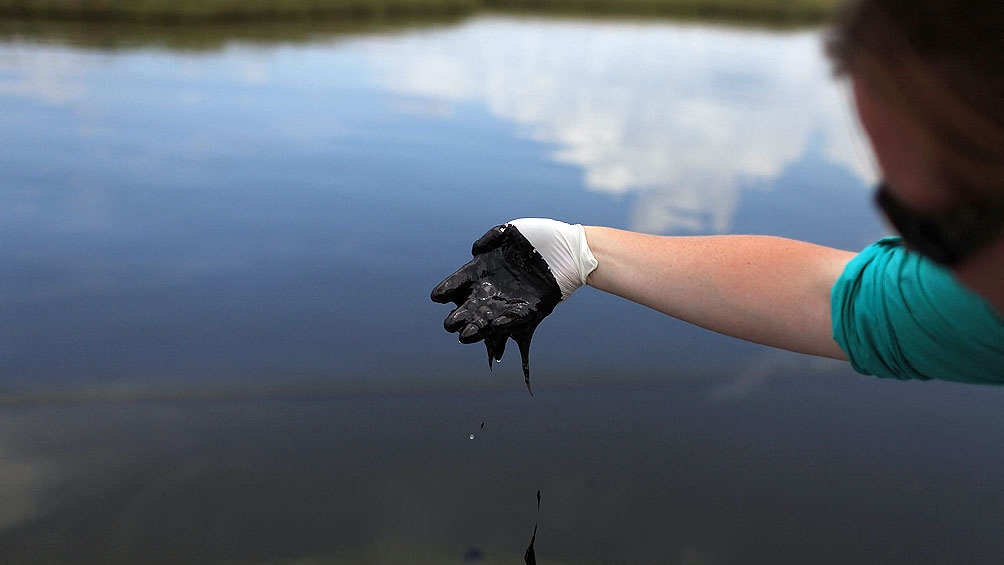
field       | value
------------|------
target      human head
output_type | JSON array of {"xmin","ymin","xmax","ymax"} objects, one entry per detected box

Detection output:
[{"xmin": 826, "ymin": 0, "xmax": 1004, "ymax": 266}]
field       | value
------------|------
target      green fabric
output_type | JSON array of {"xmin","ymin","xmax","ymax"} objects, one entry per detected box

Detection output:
[{"xmin": 831, "ymin": 237, "xmax": 1004, "ymax": 384}]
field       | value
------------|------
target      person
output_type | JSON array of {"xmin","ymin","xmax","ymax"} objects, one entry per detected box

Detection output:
[{"xmin": 432, "ymin": 0, "xmax": 1004, "ymax": 384}]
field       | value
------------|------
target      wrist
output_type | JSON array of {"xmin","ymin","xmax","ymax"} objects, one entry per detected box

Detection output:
[
  {"xmin": 509, "ymin": 218, "xmax": 597, "ymax": 300},
  {"xmin": 581, "ymin": 225, "xmax": 608, "ymax": 289}
]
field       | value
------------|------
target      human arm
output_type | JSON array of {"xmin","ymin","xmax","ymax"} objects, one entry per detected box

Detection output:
[
  {"xmin": 583, "ymin": 226, "xmax": 855, "ymax": 360},
  {"xmin": 431, "ymin": 219, "xmax": 856, "ymax": 374}
]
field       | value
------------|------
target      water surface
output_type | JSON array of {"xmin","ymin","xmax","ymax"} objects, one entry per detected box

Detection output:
[{"xmin": 3, "ymin": 15, "xmax": 1002, "ymax": 565}]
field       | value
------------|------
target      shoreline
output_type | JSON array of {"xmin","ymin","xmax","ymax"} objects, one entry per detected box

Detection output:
[{"xmin": 0, "ymin": 0, "xmax": 842, "ymax": 25}]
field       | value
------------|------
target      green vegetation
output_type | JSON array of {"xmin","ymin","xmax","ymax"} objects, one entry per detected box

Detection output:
[
  {"xmin": 489, "ymin": 0, "xmax": 840, "ymax": 23},
  {"xmin": 0, "ymin": 0, "xmax": 842, "ymax": 24},
  {"xmin": 0, "ymin": 0, "xmax": 479, "ymax": 22}
]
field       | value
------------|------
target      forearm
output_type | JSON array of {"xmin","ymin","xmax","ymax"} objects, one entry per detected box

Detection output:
[{"xmin": 583, "ymin": 226, "xmax": 855, "ymax": 360}]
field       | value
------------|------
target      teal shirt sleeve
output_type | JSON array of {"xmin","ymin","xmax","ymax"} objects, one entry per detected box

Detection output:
[{"xmin": 831, "ymin": 237, "xmax": 1004, "ymax": 384}]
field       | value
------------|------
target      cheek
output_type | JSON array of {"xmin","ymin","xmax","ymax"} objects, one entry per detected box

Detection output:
[{"xmin": 852, "ymin": 80, "xmax": 959, "ymax": 211}]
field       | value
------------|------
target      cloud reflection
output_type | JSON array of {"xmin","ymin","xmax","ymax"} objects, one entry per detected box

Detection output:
[
  {"xmin": 0, "ymin": 444, "xmax": 53, "ymax": 535},
  {"xmin": 0, "ymin": 44, "xmax": 95, "ymax": 105},
  {"xmin": 367, "ymin": 17, "xmax": 874, "ymax": 234}
]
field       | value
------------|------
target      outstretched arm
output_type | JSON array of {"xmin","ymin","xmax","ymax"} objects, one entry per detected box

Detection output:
[{"xmin": 583, "ymin": 227, "xmax": 855, "ymax": 360}]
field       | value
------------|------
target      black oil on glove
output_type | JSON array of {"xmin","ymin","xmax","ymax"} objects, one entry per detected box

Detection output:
[{"xmin": 431, "ymin": 224, "xmax": 562, "ymax": 394}]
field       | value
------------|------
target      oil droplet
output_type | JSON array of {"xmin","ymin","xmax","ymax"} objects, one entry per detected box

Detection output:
[{"xmin": 469, "ymin": 434, "xmax": 475, "ymax": 440}]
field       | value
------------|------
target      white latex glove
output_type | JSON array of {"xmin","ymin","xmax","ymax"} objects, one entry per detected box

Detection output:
[{"xmin": 508, "ymin": 218, "xmax": 598, "ymax": 301}]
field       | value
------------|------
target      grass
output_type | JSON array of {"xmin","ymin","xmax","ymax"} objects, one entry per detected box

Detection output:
[
  {"xmin": 487, "ymin": 0, "xmax": 840, "ymax": 22},
  {"xmin": 0, "ymin": 0, "xmax": 481, "ymax": 22},
  {"xmin": 0, "ymin": 0, "xmax": 843, "ymax": 24}
]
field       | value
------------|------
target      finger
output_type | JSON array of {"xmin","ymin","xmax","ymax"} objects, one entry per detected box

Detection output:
[
  {"xmin": 459, "ymin": 322, "xmax": 485, "ymax": 344},
  {"xmin": 430, "ymin": 260, "xmax": 479, "ymax": 304},
  {"xmin": 444, "ymin": 305, "xmax": 476, "ymax": 333},
  {"xmin": 470, "ymin": 225, "xmax": 509, "ymax": 255}
]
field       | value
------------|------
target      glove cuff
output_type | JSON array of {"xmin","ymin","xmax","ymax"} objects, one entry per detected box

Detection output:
[{"xmin": 508, "ymin": 218, "xmax": 598, "ymax": 300}]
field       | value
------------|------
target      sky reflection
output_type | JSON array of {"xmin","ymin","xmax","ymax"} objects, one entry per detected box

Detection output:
[{"xmin": 365, "ymin": 17, "xmax": 876, "ymax": 234}]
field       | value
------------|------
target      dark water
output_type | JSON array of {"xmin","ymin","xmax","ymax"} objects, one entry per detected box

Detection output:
[{"xmin": 3, "ymin": 15, "xmax": 1003, "ymax": 565}]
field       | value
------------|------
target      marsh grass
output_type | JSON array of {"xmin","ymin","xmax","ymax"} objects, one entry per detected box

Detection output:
[
  {"xmin": 1, "ymin": 0, "xmax": 842, "ymax": 24},
  {"xmin": 0, "ymin": 9, "xmax": 470, "ymax": 50},
  {"xmin": 0, "ymin": 0, "xmax": 480, "ymax": 22},
  {"xmin": 487, "ymin": 0, "xmax": 840, "ymax": 22}
]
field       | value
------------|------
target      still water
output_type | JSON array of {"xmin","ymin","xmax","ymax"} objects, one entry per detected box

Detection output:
[{"xmin": 3, "ymin": 15, "xmax": 1004, "ymax": 565}]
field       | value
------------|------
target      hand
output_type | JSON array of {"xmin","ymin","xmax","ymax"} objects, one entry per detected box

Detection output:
[{"xmin": 430, "ymin": 219, "xmax": 596, "ymax": 393}]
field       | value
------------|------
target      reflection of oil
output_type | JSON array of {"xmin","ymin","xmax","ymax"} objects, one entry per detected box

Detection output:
[
  {"xmin": 524, "ymin": 490, "xmax": 541, "ymax": 565},
  {"xmin": 371, "ymin": 17, "xmax": 873, "ymax": 235},
  {"xmin": 524, "ymin": 523, "xmax": 537, "ymax": 564}
]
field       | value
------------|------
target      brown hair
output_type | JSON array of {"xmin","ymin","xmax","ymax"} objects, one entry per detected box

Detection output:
[{"xmin": 826, "ymin": 0, "xmax": 1004, "ymax": 198}]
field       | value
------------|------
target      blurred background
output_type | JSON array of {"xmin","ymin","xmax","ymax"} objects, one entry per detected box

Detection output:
[{"xmin": 3, "ymin": 1, "xmax": 1004, "ymax": 564}]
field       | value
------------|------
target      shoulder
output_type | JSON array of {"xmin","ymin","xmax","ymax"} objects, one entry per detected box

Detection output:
[{"xmin": 832, "ymin": 238, "xmax": 1004, "ymax": 384}]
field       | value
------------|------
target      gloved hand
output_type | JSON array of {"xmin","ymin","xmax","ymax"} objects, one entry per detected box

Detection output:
[{"xmin": 430, "ymin": 219, "xmax": 597, "ymax": 393}]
